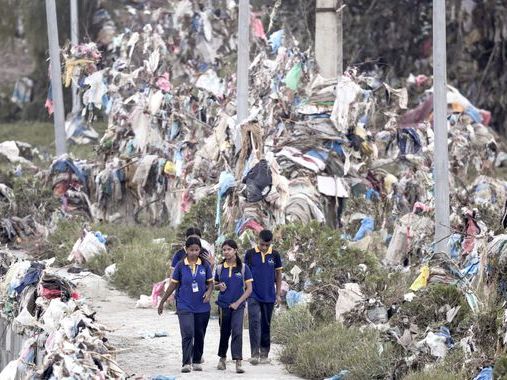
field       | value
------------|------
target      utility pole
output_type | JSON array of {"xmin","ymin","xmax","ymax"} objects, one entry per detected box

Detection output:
[
  {"xmin": 315, "ymin": 0, "xmax": 343, "ymax": 78},
  {"xmin": 433, "ymin": 0, "xmax": 450, "ymax": 254},
  {"xmin": 236, "ymin": 0, "xmax": 250, "ymax": 124},
  {"xmin": 45, "ymin": 0, "xmax": 67, "ymax": 155},
  {"xmin": 316, "ymin": 0, "xmax": 343, "ymax": 229},
  {"xmin": 70, "ymin": 0, "xmax": 80, "ymax": 113}
]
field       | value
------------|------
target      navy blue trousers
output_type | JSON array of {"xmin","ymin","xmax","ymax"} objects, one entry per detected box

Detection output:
[
  {"xmin": 247, "ymin": 298, "xmax": 274, "ymax": 358},
  {"xmin": 177, "ymin": 311, "xmax": 210, "ymax": 366},
  {"xmin": 218, "ymin": 306, "xmax": 245, "ymax": 360}
]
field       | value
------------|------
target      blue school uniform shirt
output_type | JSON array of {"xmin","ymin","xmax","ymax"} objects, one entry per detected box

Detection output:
[
  {"xmin": 171, "ymin": 258, "xmax": 213, "ymax": 313},
  {"xmin": 244, "ymin": 246, "xmax": 283, "ymax": 303},
  {"xmin": 214, "ymin": 262, "xmax": 253, "ymax": 309}
]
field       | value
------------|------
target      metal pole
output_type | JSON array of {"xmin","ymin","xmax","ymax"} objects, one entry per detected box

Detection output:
[
  {"xmin": 433, "ymin": 0, "xmax": 449, "ymax": 254},
  {"xmin": 45, "ymin": 0, "xmax": 67, "ymax": 155},
  {"xmin": 70, "ymin": 0, "xmax": 80, "ymax": 113},
  {"xmin": 236, "ymin": 0, "xmax": 250, "ymax": 124}
]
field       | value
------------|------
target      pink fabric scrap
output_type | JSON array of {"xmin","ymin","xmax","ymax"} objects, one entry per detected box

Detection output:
[
  {"xmin": 412, "ymin": 202, "xmax": 431, "ymax": 213},
  {"xmin": 415, "ymin": 74, "xmax": 429, "ymax": 87},
  {"xmin": 151, "ymin": 281, "xmax": 165, "ymax": 307},
  {"xmin": 462, "ymin": 216, "xmax": 481, "ymax": 255},
  {"xmin": 45, "ymin": 98, "xmax": 54, "ymax": 115},
  {"xmin": 251, "ymin": 14, "xmax": 266, "ymax": 40},
  {"xmin": 156, "ymin": 72, "xmax": 171, "ymax": 92},
  {"xmin": 243, "ymin": 219, "xmax": 264, "ymax": 234}
]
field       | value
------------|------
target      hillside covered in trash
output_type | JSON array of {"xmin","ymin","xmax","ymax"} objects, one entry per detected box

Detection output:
[{"xmin": 1, "ymin": 1, "xmax": 507, "ymax": 379}]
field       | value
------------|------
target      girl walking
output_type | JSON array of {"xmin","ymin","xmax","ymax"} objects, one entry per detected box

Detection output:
[
  {"xmin": 215, "ymin": 239, "xmax": 253, "ymax": 373},
  {"xmin": 158, "ymin": 237, "xmax": 214, "ymax": 373}
]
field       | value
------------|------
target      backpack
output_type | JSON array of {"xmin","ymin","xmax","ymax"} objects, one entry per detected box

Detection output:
[{"xmin": 216, "ymin": 263, "xmax": 246, "ymax": 288}]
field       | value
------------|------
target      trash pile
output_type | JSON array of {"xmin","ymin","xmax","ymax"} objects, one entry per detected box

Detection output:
[
  {"xmin": 1, "ymin": 180, "xmax": 49, "ymax": 245},
  {"xmin": 0, "ymin": 250, "xmax": 125, "ymax": 379},
  {"xmin": 51, "ymin": 0, "xmax": 503, "ymax": 240},
  {"xmin": 37, "ymin": 0, "xmax": 507, "ymax": 377}
]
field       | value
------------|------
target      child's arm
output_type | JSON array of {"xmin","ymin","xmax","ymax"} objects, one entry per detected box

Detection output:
[
  {"xmin": 230, "ymin": 280, "xmax": 252, "ymax": 310},
  {"xmin": 203, "ymin": 280, "xmax": 214, "ymax": 303},
  {"xmin": 157, "ymin": 281, "xmax": 178, "ymax": 314}
]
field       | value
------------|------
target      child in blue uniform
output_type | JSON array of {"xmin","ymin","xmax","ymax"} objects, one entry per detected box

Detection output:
[
  {"xmin": 158, "ymin": 237, "xmax": 214, "ymax": 373},
  {"xmin": 244, "ymin": 229, "xmax": 283, "ymax": 365},
  {"xmin": 168, "ymin": 227, "xmax": 214, "ymax": 277},
  {"xmin": 214, "ymin": 239, "xmax": 253, "ymax": 373}
]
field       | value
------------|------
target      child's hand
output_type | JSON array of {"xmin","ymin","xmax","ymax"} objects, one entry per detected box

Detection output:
[
  {"xmin": 218, "ymin": 282, "xmax": 227, "ymax": 292},
  {"xmin": 203, "ymin": 292, "xmax": 211, "ymax": 303}
]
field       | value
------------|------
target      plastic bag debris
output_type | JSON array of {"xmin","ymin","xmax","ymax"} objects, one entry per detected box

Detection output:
[
  {"xmin": 286, "ymin": 290, "xmax": 311, "ymax": 309},
  {"xmin": 409, "ymin": 265, "xmax": 430, "ymax": 291},
  {"xmin": 104, "ymin": 263, "xmax": 117, "ymax": 279},
  {"xmin": 68, "ymin": 230, "xmax": 107, "ymax": 264},
  {"xmin": 11, "ymin": 77, "xmax": 33, "ymax": 106},
  {"xmin": 416, "ymin": 331, "xmax": 448, "ymax": 358},
  {"xmin": 141, "ymin": 331, "xmax": 169, "ymax": 339},
  {"xmin": 352, "ymin": 217, "xmax": 374, "ymax": 241},
  {"xmin": 335, "ymin": 283, "xmax": 363, "ymax": 322},
  {"xmin": 136, "ymin": 294, "xmax": 153, "ymax": 309},
  {"xmin": 195, "ymin": 69, "xmax": 225, "ymax": 98},
  {"xmin": 285, "ymin": 63, "xmax": 302, "ymax": 90},
  {"xmin": 324, "ymin": 370, "xmax": 350, "ymax": 380},
  {"xmin": 473, "ymin": 367, "xmax": 493, "ymax": 380}
]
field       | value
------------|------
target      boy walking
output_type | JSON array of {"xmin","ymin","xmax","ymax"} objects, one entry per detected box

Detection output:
[{"xmin": 244, "ymin": 230, "xmax": 283, "ymax": 365}]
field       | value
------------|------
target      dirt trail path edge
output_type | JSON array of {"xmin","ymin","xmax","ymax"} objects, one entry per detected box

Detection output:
[{"xmin": 53, "ymin": 269, "xmax": 300, "ymax": 380}]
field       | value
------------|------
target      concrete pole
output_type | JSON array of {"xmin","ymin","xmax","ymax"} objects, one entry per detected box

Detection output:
[
  {"xmin": 315, "ymin": 0, "xmax": 342, "ymax": 78},
  {"xmin": 336, "ymin": 0, "xmax": 343, "ymax": 76},
  {"xmin": 433, "ymin": 0, "xmax": 450, "ymax": 254},
  {"xmin": 70, "ymin": 0, "xmax": 80, "ymax": 113},
  {"xmin": 236, "ymin": 0, "xmax": 250, "ymax": 124},
  {"xmin": 46, "ymin": 0, "xmax": 67, "ymax": 155}
]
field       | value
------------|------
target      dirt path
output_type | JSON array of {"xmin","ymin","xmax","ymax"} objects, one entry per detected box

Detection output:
[{"xmin": 53, "ymin": 269, "xmax": 300, "ymax": 380}]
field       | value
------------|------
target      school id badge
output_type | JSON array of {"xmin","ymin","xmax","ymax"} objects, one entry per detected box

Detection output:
[{"xmin": 192, "ymin": 281, "xmax": 199, "ymax": 293}]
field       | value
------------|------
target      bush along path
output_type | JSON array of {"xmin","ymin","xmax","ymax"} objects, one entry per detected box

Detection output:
[{"xmin": 52, "ymin": 268, "xmax": 299, "ymax": 380}]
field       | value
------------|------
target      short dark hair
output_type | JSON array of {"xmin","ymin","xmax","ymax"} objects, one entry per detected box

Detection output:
[
  {"xmin": 185, "ymin": 236, "xmax": 202, "ymax": 248},
  {"xmin": 185, "ymin": 227, "xmax": 202, "ymax": 238},
  {"xmin": 259, "ymin": 229, "xmax": 273, "ymax": 242}
]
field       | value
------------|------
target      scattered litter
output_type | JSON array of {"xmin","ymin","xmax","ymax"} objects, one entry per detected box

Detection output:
[
  {"xmin": 335, "ymin": 283, "xmax": 364, "ymax": 322},
  {"xmin": 136, "ymin": 294, "xmax": 153, "ymax": 309}
]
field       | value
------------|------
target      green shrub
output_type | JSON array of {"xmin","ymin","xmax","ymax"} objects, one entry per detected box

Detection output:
[
  {"xmin": 86, "ymin": 224, "xmax": 175, "ymax": 297},
  {"xmin": 112, "ymin": 239, "xmax": 170, "ymax": 298},
  {"xmin": 276, "ymin": 221, "xmax": 381, "ymax": 323},
  {"xmin": 393, "ymin": 284, "xmax": 471, "ymax": 333},
  {"xmin": 495, "ymin": 354, "xmax": 507, "ymax": 379},
  {"xmin": 280, "ymin": 322, "xmax": 395, "ymax": 380},
  {"xmin": 272, "ymin": 305, "xmax": 315, "ymax": 345},
  {"xmin": 402, "ymin": 367, "xmax": 465, "ymax": 380}
]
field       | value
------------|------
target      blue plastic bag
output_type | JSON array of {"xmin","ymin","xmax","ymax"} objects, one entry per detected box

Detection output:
[
  {"xmin": 448, "ymin": 233, "xmax": 462, "ymax": 258},
  {"xmin": 215, "ymin": 171, "xmax": 235, "ymax": 228},
  {"xmin": 268, "ymin": 30, "xmax": 284, "ymax": 54},
  {"xmin": 325, "ymin": 370, "xmax": 350, "ymax": 380},
  {"xmin": 473, "ymin": 367, "xmax": 493, "ymax": 380},
  {"xmin": 353, "ymin": 217, "xmax": 375, "ymax": 241},
  {"xmin": 286, "ymin": 290, "xmax": 303, "ymax": 309}
]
